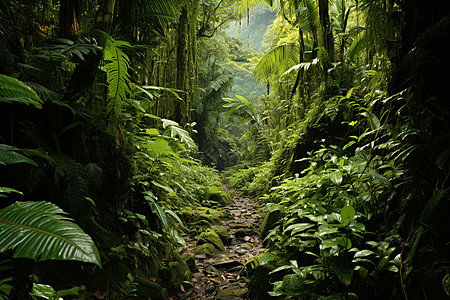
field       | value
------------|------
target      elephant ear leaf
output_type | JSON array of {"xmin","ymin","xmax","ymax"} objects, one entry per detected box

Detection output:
[{"xmin": 0, "ymin": 201, "xmax": 100, "ymax": 266}]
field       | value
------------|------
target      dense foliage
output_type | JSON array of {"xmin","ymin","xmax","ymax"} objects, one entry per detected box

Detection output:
[
  {"xmin": 1, "ymin": 0, "xmax": 449, "ymax": 299},
  {"xmin": 224, "ymin": 0, "xmax": 450, "ymax": 299}
]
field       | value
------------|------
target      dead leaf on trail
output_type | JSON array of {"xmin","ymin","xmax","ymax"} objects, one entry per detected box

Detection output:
[{"xmin": 93, "ymin": 289, "xmax": 106, "ymax": 299}]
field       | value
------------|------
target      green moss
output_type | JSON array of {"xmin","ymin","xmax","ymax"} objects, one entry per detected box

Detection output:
[
  {"xmin": 211, "ymin": 225, "xmax": 230, "ymax": 245},
  {"xmin": 180, "ymin": 206, "xmax": 231, "ymax": 225},
  {"xmin": 259, "ymin": 210, "xmax": 282, "ymax": 241},
  {"xmin": 172, "ymin": 251, "xmax": 191, "ymax": 281},
  {"xmin": 241, "ymin": 242, "xmax": 254, "ymax": 250},
  {"xmin": 194, "ymin": 243, "xmax": 217, "ymax": 257},
  {"xmin": 207, "ymin": 185, "xmax": 233, "ymax": 206},
  {"xmin": 235, "ymin": 228, "xmax": 256, "ymax": 238},
  {"xmin": 197, "ymin": 230, "xmax": 225, "ymax": 251},
  {"xmin": 216, "ymin": 287, "xmax": 248, "ymax": 299},
  {"xmin": 134, "ymin": 277, "xmax": 166, "ymax": 300},
  {"xmin": 182, "ymin": 252, "xmax": 198, "ymax": 273},
  {"xmin": 157, "ymin": 251, "xmax": 191, "ymax": 293}
]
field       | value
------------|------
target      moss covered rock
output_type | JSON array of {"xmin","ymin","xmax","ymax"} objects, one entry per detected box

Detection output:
[
  {"xmin": 216, "ymin": 287, "xmax": 248, "ymax": 299},
  {"xmin": 180, "ymin": 206, "xmax": 231, "ymax": 225},
  {"xmin": 182, "ymin": 252, "xmax": 198, "ymax": 273},
  {"xmin": 208, "ymin": 185, "xmax": 233, "ymax": 206},
  {"xmin": 134, "ymin": 277, "xmax": 166, "ymax": 300},
  {"xmin": 212, "ymin": 225, "xmax": 230, "ymax": 245},
  {"xmin": 158, "ymin": 252, "xmax": 191, "ymax": 293},
  {"xmin": 194, "ymin": 243, "xmax": 217, "ymax": 257},
  {"xmin": 235, "ymin": 228, "xmax": 256, "ymax": 238},
  {"xmin": 197, "ymin": 230, "xmax": 225, "ymax": 251},
  {"xmin": 259, "ymin": 210, "xmax": 282, "ymax": 241}
]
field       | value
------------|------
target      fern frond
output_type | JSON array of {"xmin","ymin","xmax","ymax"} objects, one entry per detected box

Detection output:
[
  {"xmin": 24, "ymin": 82, "xmax": 60, "ymax": 103},
  {"xmin": 103, "ymin": 37, "xmax": 132, "ymax": 137},
  {"xmin": 52, "ymin": 154, "xmax": 94, "ymax": 219},
  {"xmin": 0, "ymin": 74, "xmax": 43, "ymax": 108},
  {"xmin": 210, "ymin": 75, "xmax": 234, "ymax": 92}
]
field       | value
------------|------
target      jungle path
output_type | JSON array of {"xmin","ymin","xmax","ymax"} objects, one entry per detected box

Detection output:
[{"xmin": 178, "ymin": 195, "xmax": 264, "ymax": 299}]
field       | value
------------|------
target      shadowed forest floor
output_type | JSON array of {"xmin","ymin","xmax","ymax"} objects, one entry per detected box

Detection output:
[{"xmin": 178, "ymin": 196, "xmax": 264, "ymax": 299}]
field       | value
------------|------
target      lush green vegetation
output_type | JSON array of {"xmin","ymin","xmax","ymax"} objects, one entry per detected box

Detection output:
[{"xmin": 1, "ymin": 0, "xmax": 449, "ymax": 299}]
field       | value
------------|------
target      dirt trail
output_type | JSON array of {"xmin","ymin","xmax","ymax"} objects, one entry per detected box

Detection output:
[{"xmin": 178, "ymin": 196, "xmax": 264, "ymax": 299}]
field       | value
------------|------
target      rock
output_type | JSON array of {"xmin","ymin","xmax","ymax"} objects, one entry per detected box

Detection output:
[
  {"xmin": 228, "ymin": 266, "xmax": 243, "ymax": 273},
  {"xmin": 189, "ymin": 219, "xmax": 212, "ymax": 235},
  {"xmin": 197, "ymin": 230, "xmax": 225, "ymax": 251},
  {"xmin": 213, "ymin": 260, "xmax": 243, "ymax": 270},
  {"xmin": 134, "ymin": 277, "xmax": 166, "ymax": 300},
  {"xmin": 212, "ymin": 225, "xmax": 231, "ymax": 245},
  {"xmin": 157, "ymin": 251, "xmax": 191, "ymax": 293},
  {"xmin": 180, "ymin": 206, "xmax": 231, "ymax": 225},
  {"xmin": 216, "ymin": 287, "xmax": 248, "ymax": 299},
  {"xmin": 236, "ymin": 248, "xmax": 247, "ymax": 255},
  {"xmin": 195, "ymin": 253, "xmax": 207, "ymax": 259},
  {"xmin": 235, "ymin": 228, "xmax": 256, "ymax": 238},
  {"xmin": 194, "ymin": 243, "xmax": 217, "ymax": 257},
  {"xmin": 208, "ymin": 186, "xmax": 233, "ymax": 206},
  {"xmin": 182, "ymin": 252, "xmax": 198, "ymax": 273},
  {"xmin": 204, "ymin": 264, "xmax": 219, "ymax": 275},
  {"xmin": 241, "ymin": 242, "xmax": 254, "ymax": 250},
  {"xmin": 205, "ymin": 284, "xmax": 216, "ymax": 294}
]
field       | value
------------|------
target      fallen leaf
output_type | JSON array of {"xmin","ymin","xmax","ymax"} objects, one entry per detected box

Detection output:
[{"xmin": 93, "ymin": 289, "xmax": 106, "ymax": 299}]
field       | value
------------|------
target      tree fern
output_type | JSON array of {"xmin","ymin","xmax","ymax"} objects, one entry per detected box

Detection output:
[
  {"xmin": 52, "ymin": 154, "xmax": 99, "ymax": 220},
  {"xmin": 0, "ymin": 74, "xmax": 43, "ymax": 108},
  {"xmin": 103, "ymin": 36, "xmax": 132, "ymax": 137},
  {"xmin": 0, "ymin": 201, "xmax": 100, "ymax": 265}
]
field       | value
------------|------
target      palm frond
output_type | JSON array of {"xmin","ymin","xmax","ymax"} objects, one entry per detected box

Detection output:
[
  {"xmin": 296, "ymin": 0, "xmax": 319, "ymax": 34},
  {"xmin": 254, "ymin": 42, "xmax": 300, "ymax": 83},
  {"xmin": 282, "ymin": 57, "xmax": 319, "ymax": 77},
  {"xmin": 0, "ymin": 201, "xmax": 100, "ymax": 265},
  {"xmin": 223, "ymin": 95, "xmax": 257, "ymax": 124},
  {"xmin": 0, "ymin": 74, "xmax": 43, "ymax": 108}
]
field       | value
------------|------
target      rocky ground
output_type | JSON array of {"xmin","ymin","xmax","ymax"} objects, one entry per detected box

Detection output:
[{"xmin": 176, "ymin": 196, "xmax": 264, "ymax": 299}]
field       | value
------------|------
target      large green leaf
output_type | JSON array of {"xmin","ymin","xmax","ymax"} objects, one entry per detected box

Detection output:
[
  {"xmin": 0, "ymin": 144, "xmax": 37, "ymax": 166},
  {"xmin": 340, "ymin": 205, "xmax": 355, "ymax": 226},
  {"xmin": 0, "ymin": 201, "xmax": 100, "ymax": 266},
  {"xmin": 0, "ymin": 74, "xmax": 43, "ymax": 108}
]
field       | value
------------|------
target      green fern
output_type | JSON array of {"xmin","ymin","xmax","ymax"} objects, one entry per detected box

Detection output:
[
  {"xmin": 0, "ymin": 74, "xmax": 43, "ymax": 108},
  {"xmin": 103, "ymin": 36, "xmax": 132, "ymax": 136},
  {"xmin": 52, "ymin": 154, "xmax": 96, "ymax": 219}
]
